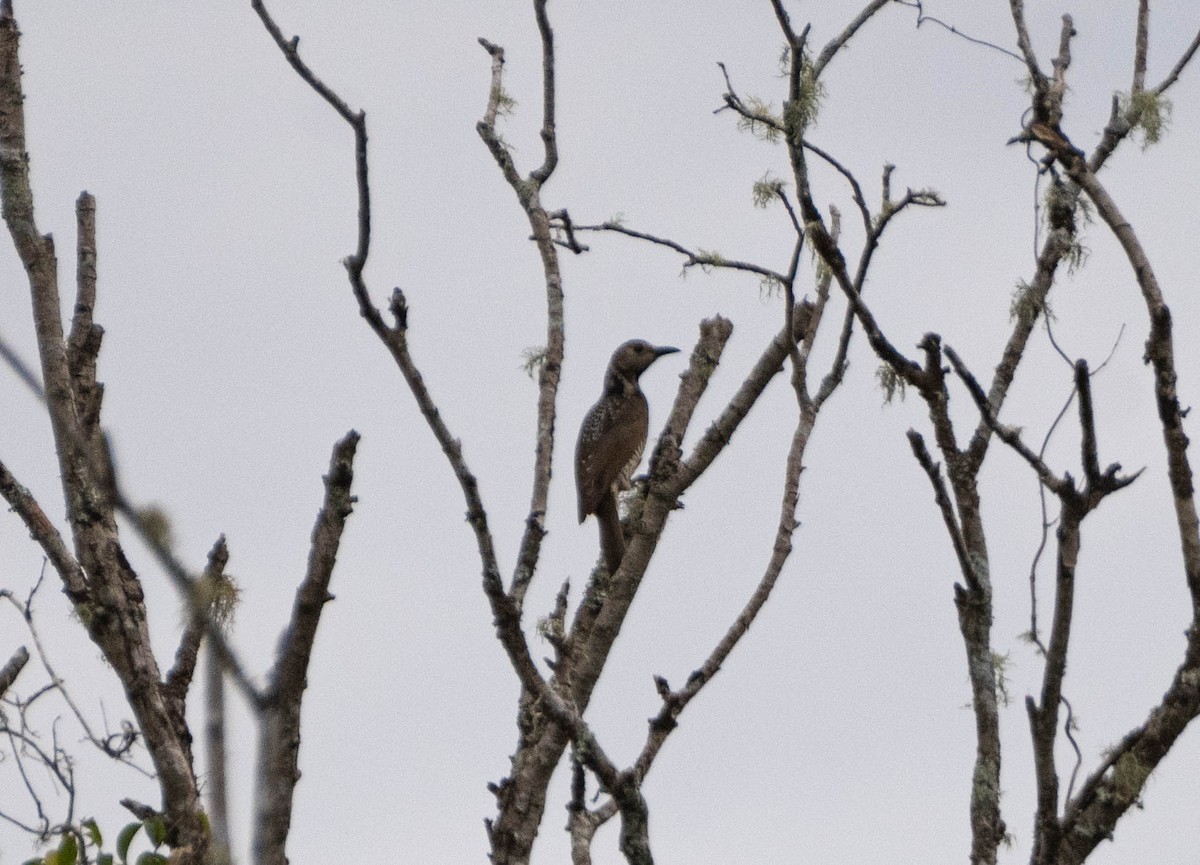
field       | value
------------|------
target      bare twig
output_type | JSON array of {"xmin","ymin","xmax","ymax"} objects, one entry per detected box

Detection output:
[
  {"xmin": 2, "ymin": 576, "xmax": 149, "ymax": 771},
  {"xmin": 572, "ymin": 221, "xmax": 789, "ymax": 285},
  {"xmin": 907, "ymin": 431, "xmax": 977, "ymax": 591},
  {"xmin": 0, "ymin": 331, "xmax": 44, "ymax": 397},
  {"xmin": 944, "ymin": 346, "xmax": 1070, "ymax": 497},
  {"xmin": 894, "ymin": 0, "xmax": 1024, "ymax": 63}
]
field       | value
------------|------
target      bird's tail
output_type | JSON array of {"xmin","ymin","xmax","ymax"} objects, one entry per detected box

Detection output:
[{"xmin": 595, "ymin": 489, "xmax": 626, "ymax": 575}]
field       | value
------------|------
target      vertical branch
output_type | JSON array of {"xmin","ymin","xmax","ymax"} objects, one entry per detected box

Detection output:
[
  {"xmin": 249, "ymin": 0, "xmax": 380, "ymax": 336},
  {"xmin": 1, "ymin": 7, "xmax": 210, "ymax": 860},
  {"xmin": 204, "ymin": 642, "xmax": 232, "ymax": 865},
  {"xmin": 68, "ymin": 192, "xmax": 100, "ymax": 398},
  {"xmin": 1028, "ymin": 496, "xmax": 1082, "ymax": 865},
  {"xmin": 1063, "ymin": 163, "xmax": 1200, "ymax": 607},
  {"xmin": 774, "ymin": 8, "xmax": 1005, "ymax": 856},
  {"xmin": 1008, "ymin": 0, "xmax": 1046, "ymax": 88},
  {"xmin": 1133, "ymin": 0, "xmax": 1149, "ymax": 94},
  {"xmin": 254, "ymin": 431, "xmax": 359, "ymax": 865},
  {"xmin": 475, "ymin": 6, "xmax": 565, "ymax": 607},
  {"xmin": 530, "ymin": 0, "xmax": 557, "ymax": 183},
  {"xmin": 0, "ymin": 6, "xmax": 84, "ymax": 503}
]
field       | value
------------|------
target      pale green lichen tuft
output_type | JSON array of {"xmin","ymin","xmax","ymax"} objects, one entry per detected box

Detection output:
[
  {"xmin": 490, "ymin": 85, "xmax": 517, "ymax": 118},
  {"xmin": 1121, "ymin": 89, "xmax": 1172, "ymax": 149},
  {"xmin": 736, "ymin": 96, "xmax": 783, "ymax": 143},
  {"xmin": 783, "ymin": 57, "xmax": 825, "ymax": 141},
  {"xmin": 876, "ymin": 365, "xmax": 907, "ymax": 404},
  {"xmin": 991, "ymin": 652, "xmax": 1011, "ymax": 707},
  {"xmin": 1113, "ymin": 751, "xmax": 1151, "ymax": 804},
  {"xmin": 194, "ymin": 572, "xmax": 240, "ymax": 628},
  {"xmin": 759, "ymin": 273, "xmax": 784, "ymax": 299},
  {"xmin": 1010, "ymin": 280, "xmax": 1055, "ymax": 326},
  {"xmin": 521, "ymin": 346, "xmax": 546, "ymax": 379},
  {"xmin": 752, "ymin": 171, "xmax": 787, "ymax": 208}
]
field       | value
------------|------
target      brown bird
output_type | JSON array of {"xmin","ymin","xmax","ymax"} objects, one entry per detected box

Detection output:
[{"xmin": 575, "ymin": 339, "xmax": 679, "ymax": 573}]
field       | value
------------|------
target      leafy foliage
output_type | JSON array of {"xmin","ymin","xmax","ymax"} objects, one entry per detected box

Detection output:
[{"xmin": 21, "ymin": 816, "xmax": 169, "ymax": 865}]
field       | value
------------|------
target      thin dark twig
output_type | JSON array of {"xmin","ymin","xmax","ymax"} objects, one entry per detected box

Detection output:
[
  {"xmin": 0, "ymin": 333, "xmax": 43, "ymax": 398},
  {"xmin": 2, "ymin": 576, "xmax": 151, "ymax": 772},
  {"xmin": 895, "ymin": 0, "xmax": 1025, "ymax": 63},
  {"xmin": 944, "ymin": 345, "xmax": 1070, "ymax": 496},
  {"xmin": 1044, "ymin": 316, "xmax": 1074, "ymax": 367},
  {"xmin": 908, "ymin": 430, "xmax": 978, "ymax": 592},
  {"xmin": 250, "ymin": 0, "xmax": 378, "ymax": 333},
  {"xmin": 776, "ymin": 188, "xmax": 804, "ymax": 238},
  {"xmin": 1094, "ymin": 324, "xmax": 1126, "ymax": 374},
  {"xmin": 1153, "ymin": 27, "xmax": 1200, "ymax": 95},
  {"xmin": 802, "ymin": 140, "xmax": 871, "ymax": 231},
  {"xmin": 1027, "ymin": 383, "xmax": 1076, "ymax": 651},
  {"xmin": 573, "ymin": 222, "xmax": 788, "ymax": 284},
  {"xmin": 1062, "ymin": 694, "xmax": 1084, "ymax": 803}
]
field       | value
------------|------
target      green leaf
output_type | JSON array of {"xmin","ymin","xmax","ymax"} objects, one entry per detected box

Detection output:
[
  {"xmin": 143, "ymin": 817, "xmax": 167, "ymax": 849},
  {"xmin": 134, "ymin": 854, "xmax": 168, "ymax": 865},
  {"xmin": 57, "ymin": 834, "xmax": 78, "ymax": 865},
  {"xmin": 98, "ymin": 856, "xmax": 114, "ymax": 865},
  {"xmin": 84, "ymin": 819, "xmax": 103, "ymax": 848},
  {"xmin": 20, "ymin": 858, "xmax": 45, "ymax": 865},
  {"xmin": 117, "ymin": 822, "xmax": 142, "ymax": 863}
]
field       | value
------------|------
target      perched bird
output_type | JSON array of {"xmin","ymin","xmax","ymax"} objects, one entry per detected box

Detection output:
[{"xmin": 575, "ymin": 339, "xmax": 679, "ymax": 573}]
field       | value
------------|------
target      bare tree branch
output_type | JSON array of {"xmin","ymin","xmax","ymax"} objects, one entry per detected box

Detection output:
[
  {"xmin": 0, "ymin": 646, "xmax": 28, "ymax": 700},
  {"xmin": 944, "ymin": 345, "xmax": 1070, "ymax": 497},
  {"xmin": 572, "ymin": 221, "xmax": 789, "ymax": 285},
  {"xmin": 894, "ymin": 1, "xmax": 1025, "ymax": 63},
  {"xmin": 205, "ymin": 641, "xmax": 232, "ymax": 865},
  {"xmin": 165, "ymin": 538, "xmax": 230, "ymax": 704},
  {"xmin": 0, "ymin": 461, "xmax": 89, "ymax": 600},
  {"xmin": 2, "ymin": 578, "xmax": 148, "ymax": 769},
  {"xmin": 907, "ymin": 430, "xmax": 977, "ymax": 592},
  {"xmin": 812, "ymin": 0, "xmax": 894, "ymax": 79},
  {"xmin": 1152, "ymin": 27, "xmax": 1200, "ymax": 95},
  {"xmin": 254, "ymin": 431, "xmax": 360, "ymax": 865}
]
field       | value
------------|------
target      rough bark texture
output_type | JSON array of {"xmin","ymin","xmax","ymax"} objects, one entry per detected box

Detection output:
[
  {"xmin": 0, "ymin": 8, "xmax": 208, "ymax": 860},
  {"xmin": 254, "ymin": 432, "xmax": 360, "ymax": 865}
]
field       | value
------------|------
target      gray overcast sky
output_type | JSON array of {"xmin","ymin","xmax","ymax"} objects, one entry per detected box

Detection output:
[{"xmin": 2, "ymin": 2, "xmax": 1200, "ymax": 863}]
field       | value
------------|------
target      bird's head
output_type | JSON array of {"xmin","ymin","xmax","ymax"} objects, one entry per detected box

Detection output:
[{"xmin": 609, "ymin": 339, "xmax": 680, "ymax": 380}]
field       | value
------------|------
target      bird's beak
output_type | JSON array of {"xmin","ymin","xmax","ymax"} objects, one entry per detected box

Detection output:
[{"xmin": 654, "ymin": 346, "xmax": 680, "ymax": 358}]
